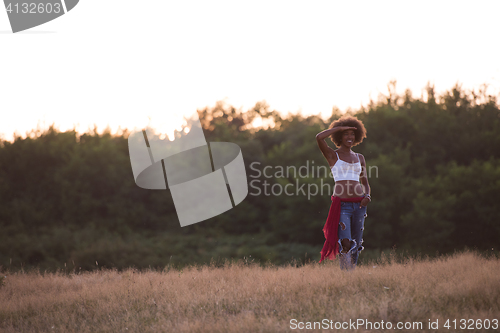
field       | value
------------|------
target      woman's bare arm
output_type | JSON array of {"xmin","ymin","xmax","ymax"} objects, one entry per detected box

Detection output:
[
  {"xmin": 358, "ymin": 153, "xmax": 371, "ymax": 207},
  {"xmin": 315, "ymin": 126, "xmax": 356, "ymax": 162},
  {"xmin": 358, "ymin": 154, "xmax": 371, "ymax": 195}
]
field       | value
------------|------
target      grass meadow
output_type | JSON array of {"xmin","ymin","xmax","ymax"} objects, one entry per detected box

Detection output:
[{"xmin": 0, "ymin": 251, "xmax": 499, "ymax": 332}]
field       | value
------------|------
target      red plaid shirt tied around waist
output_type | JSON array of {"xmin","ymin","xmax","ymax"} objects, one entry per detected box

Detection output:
[{"xmin": 319, "ymin": 196, "xmax": 364, "ymax": 263}]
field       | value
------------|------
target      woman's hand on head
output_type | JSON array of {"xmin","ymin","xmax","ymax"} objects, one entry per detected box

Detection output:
[{"xmin": 336, "ymin": 126, "xmax": 357, "ymax": 131}]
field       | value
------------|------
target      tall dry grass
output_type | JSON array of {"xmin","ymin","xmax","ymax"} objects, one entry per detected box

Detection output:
[{"xmin": 0, "ymin": 251, "xmax": 499, "ymax": 332}]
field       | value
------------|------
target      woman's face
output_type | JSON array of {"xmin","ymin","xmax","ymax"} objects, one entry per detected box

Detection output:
[{"xmin": 341, "ymin": 130, "xmax": 356, "ymax": 147}]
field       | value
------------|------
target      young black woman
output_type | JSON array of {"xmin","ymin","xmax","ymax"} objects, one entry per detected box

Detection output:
[{"xmin": 316, "ymin": 115, "xmax": 371, "ymax": 270}]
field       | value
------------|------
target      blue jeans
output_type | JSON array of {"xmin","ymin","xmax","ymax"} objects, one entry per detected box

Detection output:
[{"xmin": 338, "ymin": 202, "xmax": 367, "ymax": 270}]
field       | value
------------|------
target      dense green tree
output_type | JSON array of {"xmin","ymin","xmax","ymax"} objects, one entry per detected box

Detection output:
[{"xmin": 1, "ymin": 83, "xmax": 499, "ymax": 272}]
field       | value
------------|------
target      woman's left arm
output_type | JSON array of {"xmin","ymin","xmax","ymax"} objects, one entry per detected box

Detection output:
[{"xmin": 358, "ymin": 154, "xmax": 371, "ymax": 207}]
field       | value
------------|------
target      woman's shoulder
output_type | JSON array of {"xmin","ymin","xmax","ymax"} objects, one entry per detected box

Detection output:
[{"xmin": 356, "ymin": 152, "xmax": 366, "ymax": 164}]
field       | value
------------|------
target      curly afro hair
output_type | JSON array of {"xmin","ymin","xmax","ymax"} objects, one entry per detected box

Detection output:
[{"xmin": 328, "ymin": 115, "xmax": 367, "ymax": 147}]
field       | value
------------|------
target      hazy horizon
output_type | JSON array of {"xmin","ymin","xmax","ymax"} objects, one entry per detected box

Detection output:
[{"xmin": 2, "ymin": 0, "xmax": 500, "ymax": 142}]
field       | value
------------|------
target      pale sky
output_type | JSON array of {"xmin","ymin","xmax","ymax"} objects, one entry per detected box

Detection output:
[{"xmin": 1, "ymin": 0, "xmax": 499, "ymax": 141}]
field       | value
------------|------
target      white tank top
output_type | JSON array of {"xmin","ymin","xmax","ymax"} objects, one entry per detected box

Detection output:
[{"xmin": 330, "ymin": 151, "xmax": 362, "ymax": 182}]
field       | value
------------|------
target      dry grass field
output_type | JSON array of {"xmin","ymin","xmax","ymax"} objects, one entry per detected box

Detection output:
[{"xmin": 0, "ymin": 251, "xmax": 499, "ymax": 332}]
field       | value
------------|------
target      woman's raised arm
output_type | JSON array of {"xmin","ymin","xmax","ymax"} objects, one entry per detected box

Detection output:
[{"xmin": 315, "ymin": 126, "xmax": 356, "ymax": 161}]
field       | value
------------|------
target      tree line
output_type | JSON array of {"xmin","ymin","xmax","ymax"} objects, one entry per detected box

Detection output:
[{"xmin": 1, "ymin": 82, "xmax": 499, "ymax": 272}]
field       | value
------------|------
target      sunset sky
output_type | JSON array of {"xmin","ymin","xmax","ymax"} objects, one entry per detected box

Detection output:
[{"xmin": 1, "ymin": 0, "xmax": 499, "ymax": 141}]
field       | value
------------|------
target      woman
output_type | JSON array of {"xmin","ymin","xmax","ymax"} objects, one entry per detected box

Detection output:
[{"xmin": 315, "ymin": 115, "xmax": 371, "ymax": 270}]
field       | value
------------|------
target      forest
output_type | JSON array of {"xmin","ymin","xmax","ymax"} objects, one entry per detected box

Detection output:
[{"xmin": 1, "ymin": 82, "xmax": 499, "ymax": 272}]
